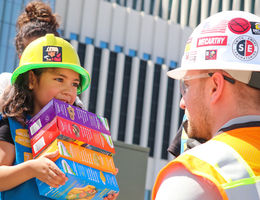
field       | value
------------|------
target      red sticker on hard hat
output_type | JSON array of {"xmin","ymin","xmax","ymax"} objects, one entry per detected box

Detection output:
[
  {"xmin": 43, "ymin": 46, "xmax": 62, "ymax": 62},
  {"xmin": 205, "ymin": 50, "xmax": 217, "ymax": 60},
  {"xmin": 197, "ymin": 36, "xmax": 227, "ymax": 47},
  {"xmin": 232, "ymin": 36, "xmax": 258, "ymax": 60},
  {"xmin": 228, "ymin": 18, "xmax": 251, "ymax": 34},
  {"xmin": 250, "ymin": 22, "xmax": 260, "ymax": 35},
  {"xmin": 201, "ymin": 20, "xmax": 228, "ymax": 34}
]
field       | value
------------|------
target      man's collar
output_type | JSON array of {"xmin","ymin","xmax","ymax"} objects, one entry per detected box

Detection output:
[{"xmin": 215, "ymin": 115, "xmax": 260, "ymax": 136}]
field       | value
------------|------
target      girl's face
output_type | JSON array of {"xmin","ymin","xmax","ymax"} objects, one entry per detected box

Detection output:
[{"xmin": 29, "ymin": 68, "xmax": 80, "ymax": 116}]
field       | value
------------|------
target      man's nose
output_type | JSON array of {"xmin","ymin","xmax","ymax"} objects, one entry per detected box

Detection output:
[{"xmin": 179, "ymin": 96, "xmax": 186, "ymax": 110}]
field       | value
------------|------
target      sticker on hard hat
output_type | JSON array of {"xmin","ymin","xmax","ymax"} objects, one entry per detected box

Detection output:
[
  {"xmin": 185, "ymin": 51, "xmax": 197, "ymax": 62},
  {"xmin": 250, "ymin": 22, "xmax": 260, "ymax": 35},
  {"xmin": 232, "ymin": 36, "xmax": 258, "ymax": 60},
  {"xmin": 197, "ymin": 36, "xmax": 227, "ymax": 47},
  {"xmin": 184, "ymin": 38, "xmax": 192, "ymax": 52},
  {"xmin": 228, "ymin": 18, "xmax": 251, "ymax": 34},
  {"xmin": 43, "ymin": 46, "xmax": 62, "ymax": 62},
  {"xmin": 205, "ymin": 50, "xmax": 217, "ymax": 60},
  {"xmin": 201, "ymin": 20, "xmax": 228, "ymax": 34}
]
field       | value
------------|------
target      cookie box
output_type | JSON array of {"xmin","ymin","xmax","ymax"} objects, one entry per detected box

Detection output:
[
  {"xmin": 28, "ymin": 98, "xmax": 110, "ymax": 138},
  {"xmin": 39, "ymin": 139, "xmax": 117, "ymax": 174},
  {"xmin": 31, "ymin": 116, "xmax": 115, "ymax": 157},
  {"xmin": 36, "ymin": 158, "xmax": 119, "ymax": 200}
]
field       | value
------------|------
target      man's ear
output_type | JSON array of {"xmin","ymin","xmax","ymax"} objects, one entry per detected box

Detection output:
[
  {"xmin": 28, "ymin": 70, "xmax": 36, "ymax": 90},
  {"xmin": 209, "ymin": 72, "xmax": 225, "ymax": 104}
]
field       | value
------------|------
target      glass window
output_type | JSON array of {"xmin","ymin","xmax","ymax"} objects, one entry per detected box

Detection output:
[
  {"xmin": 148, "ymin": 64, "xmax": 161, "ymax": 157},
  {"xmin": 133, "ymin": 60, "xmax": 147, "ymax": 145},
  {"xmin": 161, "ymin": 78, "xmax": 174, "ymax": 159},
  {"xmin": 0, "ymin": 0, "xmax": 5, "ymax": 23},
  {"xmin": 104, "ymin": 51, "xmax": 117, "ymax": 123},
  {"xmin": 77, "ymin": 42, "xmax": 86, "ymax": 66},
  {"xmin": 3, "ymin": 0, "xmax": 12, "ymax": 23},
  {"xmin": 118, "ymin": 55, "xmax": 132, "ymax": 141},
  {"xmin": 11, "ymin": 2, "xmax": 23, "ymax": 25},
  {"xmin": 0, "ymin": 23, "xmax": 10, "ymax": 70},
  {"xmin": 6, "ymin": 47, "xmax": 16, "ymax": 72},
  {"xmin": 88, "ymin": 47, "xmax": 102, "ymax": 113},
  {"xmin": 0, "ymin": 46, "xmax": 6, "ymax": 73}
]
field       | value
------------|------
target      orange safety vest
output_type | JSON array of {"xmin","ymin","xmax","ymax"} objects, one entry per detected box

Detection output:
[{"xmin": 152, "ymin": 124, "xmax": 260, "ymax": 200}]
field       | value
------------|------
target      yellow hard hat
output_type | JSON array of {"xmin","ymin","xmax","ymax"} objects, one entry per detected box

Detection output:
[{"xmin": 11, "ymin": 34, "xmax": 90, "ymax": 94}]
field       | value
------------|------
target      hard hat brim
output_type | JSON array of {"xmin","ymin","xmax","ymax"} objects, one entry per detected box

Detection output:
[
  {"xmin": 167, "ymin": 62, "xmax": 260, "ymax": 80},
  {"xmin": 11, "ymin": 63, "xmax": 90, "ymax": 94}
]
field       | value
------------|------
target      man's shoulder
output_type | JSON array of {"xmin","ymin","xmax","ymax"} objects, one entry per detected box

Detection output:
[{"xmin": 156, "ymin": 165, "xmax": 222, "ymax": 200}]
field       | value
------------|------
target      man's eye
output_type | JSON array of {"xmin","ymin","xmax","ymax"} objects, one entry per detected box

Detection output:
[
  {"xmin": 73, "ymin": 82, "xmax": 79, "ymax": 88},
  {"xmin": 184, "ymin": 82, "xmax": 189, "ymax": 88}
]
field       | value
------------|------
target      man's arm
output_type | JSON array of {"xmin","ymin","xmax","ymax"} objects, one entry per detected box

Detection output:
[{"xmin": 155, "ymin": 165, "xmax": 222, "ymax": 200}]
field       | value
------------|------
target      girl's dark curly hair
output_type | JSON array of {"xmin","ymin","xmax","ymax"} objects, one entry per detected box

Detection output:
[
  {"xmin": 0, "ymin": 69, "xmax": 45, "ymax": 126},
  {"xmin": 15, "ymin": 0, "xmax": 60, "ymax": 56}
]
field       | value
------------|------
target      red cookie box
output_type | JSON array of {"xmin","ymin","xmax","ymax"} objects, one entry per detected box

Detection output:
[{"xmin": 31, "ymin": 116, "xmax": 115, "ymax": 158}]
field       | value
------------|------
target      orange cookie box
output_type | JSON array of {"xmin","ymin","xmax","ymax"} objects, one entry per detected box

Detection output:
[{"xmin": 39, "ymin": 138, "xmax": 117, "ymax": 174}]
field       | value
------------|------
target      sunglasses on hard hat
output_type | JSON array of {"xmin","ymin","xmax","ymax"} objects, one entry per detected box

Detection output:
[{"xmin": 180, "ymin": 72, "xmax": 235, "ymax": 96}]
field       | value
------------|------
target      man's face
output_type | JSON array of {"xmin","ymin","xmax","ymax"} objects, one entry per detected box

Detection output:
[{"xmin": 179, "ymin": 71, "xmax": 212, "ymax": 140}]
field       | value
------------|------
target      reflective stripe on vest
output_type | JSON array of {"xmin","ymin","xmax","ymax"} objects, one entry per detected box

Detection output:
[
  {"xmin": 184, "ymin": 140, "xmax": 260, "ymax": 199},
  {"xmin": 152, "ymin": 126, "xmax": 260, "ymax": 200}
]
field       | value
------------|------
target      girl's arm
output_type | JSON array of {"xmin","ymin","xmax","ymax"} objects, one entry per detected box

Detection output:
[{"xmin": 0, "ymin": 141, "xmax": 67, "ymax": 191}]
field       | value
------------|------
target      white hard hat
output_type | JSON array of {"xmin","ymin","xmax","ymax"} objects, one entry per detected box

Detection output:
[
  {"xmin": 168, "ymin": 11, "xmax": 260, "ymax": 89},
  {"xmin": 0, "ymin": 72, "xmax": 12, "ymax": 96}
]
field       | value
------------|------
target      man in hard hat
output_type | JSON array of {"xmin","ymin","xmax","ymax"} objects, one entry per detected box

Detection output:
[{"xmin": 153, "ymin": 11, "xmax": 260, "ymax": 200}]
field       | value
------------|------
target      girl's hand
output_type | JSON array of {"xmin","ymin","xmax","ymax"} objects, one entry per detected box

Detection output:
[
  {"xmin": 30, "ymin": 151, "xmax": 68, "ymax": 188},
  {"xmin": 103, "ymin": 192, "xmax": 119, "ymax": 200}
]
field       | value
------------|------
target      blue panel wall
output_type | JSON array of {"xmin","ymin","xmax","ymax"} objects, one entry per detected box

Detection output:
[{"xmin": 0, "ymin": 0, "xmax": 56, "ymax": 73}]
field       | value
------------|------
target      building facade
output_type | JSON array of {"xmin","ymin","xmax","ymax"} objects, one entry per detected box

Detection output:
[{"xmin": 0, "ymin": 0, "xmax": 259, "ymax": 199}]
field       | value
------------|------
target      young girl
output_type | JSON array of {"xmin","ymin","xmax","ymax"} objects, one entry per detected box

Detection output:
[
  {"xmin": 14, "ymin": 0, "xmax": 85, "ymax": 109},
  {"xmin": 0, "ymin": 33, "xmax": 90, "ymax": 199}
]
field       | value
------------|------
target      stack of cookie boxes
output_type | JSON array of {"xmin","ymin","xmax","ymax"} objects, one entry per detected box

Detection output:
[{"xmin": 27, "ymin": 98, "xmax": 119, "ymax": 199}]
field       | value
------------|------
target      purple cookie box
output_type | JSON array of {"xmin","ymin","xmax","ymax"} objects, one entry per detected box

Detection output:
[{"xmin": 28, "ymin": 98, "xmax": 110, "ymax": 138}]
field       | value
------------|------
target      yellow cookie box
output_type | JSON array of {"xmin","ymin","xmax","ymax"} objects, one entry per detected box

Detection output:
[{"xmin": 39, "ymin": 139, "xmax": 117, "ymax": 174}]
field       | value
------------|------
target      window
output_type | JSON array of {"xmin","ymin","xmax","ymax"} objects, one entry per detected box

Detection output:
[
  {"xmin": 88, "ymin": 47, "xmax": 102, "ymax": 113},
  {"xmin": 104, "ymin": 51, "xmax": 117, "ymax": 123},
  {"xmin": 148, "ymin": 64, "xmax": 161, "ymax": 157},
  {"xmin": 161, "ymin": 78, "xmax": 175, "ymax": 159},
  {"xmin": 133, "ymin": 60, "xmax": 147, "ymax": 145},
  {"xmin": 118, "ymin": 55, "xmax": 132, "ymax": 141}
]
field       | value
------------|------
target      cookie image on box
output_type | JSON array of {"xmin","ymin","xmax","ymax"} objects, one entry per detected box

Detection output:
[
  {"xmin": 97, "ymin": 115, "xmax": 109, "ymax": 131},
  {"xmin": 93, "ymin": 153, "xmax": 101, "ymax": 166},
  {"xmin": 67, "ymin": 105, "xmax": 75, "ymax": 120},
  {"xmin": 72, "ymin": 124, "xmax": 80, "ymax": 137},
  {"xmin": 62, "ymin": 159, "xmax": 76, "ymax": 175},
  {"xmin": 101, "ymin": 133, "xmax": 114, "ymax": 148},
  {"xmin": 58, "ymin": 141, "xmax": 72, "ymax": 157},
  {"xmin": 66, "ymin": 185, "xmax": 98, "ymax": 200},
  {"xmin": 100, "ymin": 171, "xmax": 106, "ymax": 185}
]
